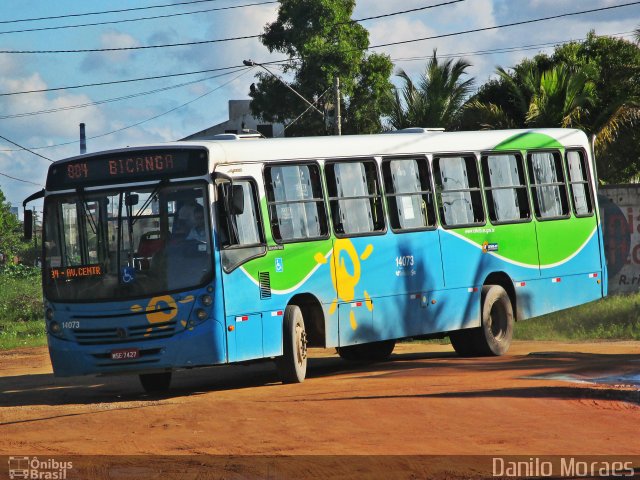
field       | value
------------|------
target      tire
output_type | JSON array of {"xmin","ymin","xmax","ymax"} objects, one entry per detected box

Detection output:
[
  {"xmin": 276, "ymin": 305, "xmax": 308, "ymax": 383},
  {"xmin": 449, "ymin": 329, "xmax": 478, "ymax": 357},
  {"xmin": 478, "ymin": 285, "xmax": 514, "ymax": 356},
  {"xmin": 449, "ymin": 285, "xmax": 513, "ymax": 357},
  {"xmin": 139, "ymin": 371, "xmax": 172, "ymax": 393},
  {"xmin": 337, "ymin": 339, "xmax": 396, "ymax": 363}
]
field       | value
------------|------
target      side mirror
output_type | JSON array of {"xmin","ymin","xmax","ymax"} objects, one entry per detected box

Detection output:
[
  {"xmin": 24, "ymin": 209, "xmax": 33, "ymax": 241},
  {"xmin": 125, "ymin": 194, "xmax": 139, "ymax": 206},
  {"xmin": 230, "ymin": 184, "xmax": 245, "ymax": 215}
]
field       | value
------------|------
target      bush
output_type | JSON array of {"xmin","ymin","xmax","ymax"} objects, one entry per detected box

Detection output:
[
  {"xmin": 0, "ymin": 271, "xmax": 44, "ymax": 349},
  {"xmin": 1, "ymin": 263, "xmax": 41, "ymax": 279}
]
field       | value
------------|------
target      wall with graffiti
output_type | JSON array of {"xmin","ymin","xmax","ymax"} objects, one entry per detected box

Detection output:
[{"xmin": 599, "ymin": 185, "xmax": 640, "ymax": 295}]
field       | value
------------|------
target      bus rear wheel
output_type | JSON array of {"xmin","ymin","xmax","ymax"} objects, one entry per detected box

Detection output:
[
  {"xmin": 275, "ymin": 305, "xmax": 308, "ymax": 384},
  {"xmin": 139, "ymin": 371, "xmax": 172, "ymax": 393},
  {"xmin": 336, "ymin": 339, "xmax": 396, "ymax": 363},
  {"xmin": 450, "ymin": 285, "xmax": 513, "ymax": 357}
]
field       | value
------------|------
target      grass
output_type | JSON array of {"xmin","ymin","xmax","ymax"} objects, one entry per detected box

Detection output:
[
  {"xmin": 514, "ymin": 292, "xmax": 640, "ymax": 341},
  {"xmin": 0, "ymin": 273, "xmax": 46, "ymax": 350}
]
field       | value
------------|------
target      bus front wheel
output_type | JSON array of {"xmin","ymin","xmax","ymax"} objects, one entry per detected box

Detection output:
[
  {"xmin": 139, "ymin": 371, "xmax": 172, "ymax": 393},
  {"xmin": 275, "ymin": 305, "xmax": 308, "ymax": 384},
  {"xmin": 450, "ymin": 284, "xmax": 513, "ymax": 357}
]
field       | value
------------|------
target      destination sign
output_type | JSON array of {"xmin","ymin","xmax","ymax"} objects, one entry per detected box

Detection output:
[
  {"xmin": 47, "ymin": 147, "xmax": 209, "ymax": 190},
  {"xmin": 49, "ymin": 264, "xmax": 104, "ymax": 281}
]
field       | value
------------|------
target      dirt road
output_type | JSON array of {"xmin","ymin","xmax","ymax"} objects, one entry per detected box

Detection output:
[{"xmin": 0, "ymin": 341, "xmax": 638, "ymax": 478}]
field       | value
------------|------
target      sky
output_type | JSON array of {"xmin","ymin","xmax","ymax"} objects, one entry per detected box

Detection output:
[{"xmin": 1, "ymin": 0, "xmax": 639, "ymax": 215}]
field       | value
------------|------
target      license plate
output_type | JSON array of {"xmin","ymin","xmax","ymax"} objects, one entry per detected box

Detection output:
[{"xmin": 110, "ymin": 348, "xmax": 139, "ymax": 360}]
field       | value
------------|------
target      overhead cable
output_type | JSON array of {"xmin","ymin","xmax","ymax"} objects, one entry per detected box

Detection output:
[
  {"xmin": 0, "ymin": 0, "xmax": 226, "ymax": 24},
  {"xmin": 0, "ymin": 171, "xmax": 43, "ymax": 186},
  {"xmin": 1, "ymin": 67, "xmax": 252, "ymax": 153},
  {"xmin": 0, "ymin": 69, "xmax": 246, "ymax": 119},
  {"xmin": 0, "ymin": 1, "xmax": 278, "ymax": 36},
  {"xmin": 0, "ymin": 134, "xmax": 53, "ymax": 162},
  {"xmin": 0, "ymin": 0, "xmax": 468, "ymax": 53}
]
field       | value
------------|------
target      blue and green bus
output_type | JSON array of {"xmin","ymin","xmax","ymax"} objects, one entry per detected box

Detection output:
[{"xmin": 23, "ymin": 128, "xmax": 606, "ymax": 392}]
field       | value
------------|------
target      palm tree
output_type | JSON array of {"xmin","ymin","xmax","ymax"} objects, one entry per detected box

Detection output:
[
  {"xmin": 387, "ymin": 50, "xmax": 474, "ymax": 130},
  {"xmin": 635, "ymin": 27, "xmax": 640, "ymax": 44},
  {"xmin": 517, "ymin": 64, "xmax": 596, "ymax": 128},
  {"xmin": 465, "ymin": 63, "xmax": 597, "ymax": 130}
]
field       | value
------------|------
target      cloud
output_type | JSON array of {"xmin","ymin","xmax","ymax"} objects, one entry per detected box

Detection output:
[{"xmin": 80, "ymin": 30, "xmax": 140, "ymax": 73}]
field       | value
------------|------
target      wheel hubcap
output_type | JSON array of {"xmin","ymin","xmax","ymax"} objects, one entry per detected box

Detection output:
[{"xmin": 296, "ymin": 323, "xmax": 308, "ymax": 364}]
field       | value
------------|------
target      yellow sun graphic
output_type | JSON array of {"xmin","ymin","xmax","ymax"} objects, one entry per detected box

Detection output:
[{"xmin": 315, "ymin": 239, "xmax": 373, "ymax": 330}]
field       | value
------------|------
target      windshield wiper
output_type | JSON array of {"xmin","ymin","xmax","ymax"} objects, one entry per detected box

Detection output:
[
  {"xmin": 76, "ymin": 188, "xmax": 98, "ymax": 235},
  {"xmin": 132, "ymin": 181, "xmax": 164, "ymax": 226}
]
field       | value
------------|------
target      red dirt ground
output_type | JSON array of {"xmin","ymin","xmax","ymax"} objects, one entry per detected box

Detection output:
[{"xmin": 0, "ymin": 341, "xmax": 638, "ymax": 478}]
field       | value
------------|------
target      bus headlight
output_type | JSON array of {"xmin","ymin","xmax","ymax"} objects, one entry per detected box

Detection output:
[
  {"xmin": 200, "ymin": 294, "xmax": 213, "ymax": 306},
  {"xmin": 195, "ymin": 309, "xmax": 208, "ymax": 321},
  {"xmin": 49, "ymin": 321, "xmax": 62, "ymax": 334},
  {"xmin": 45, "ymin": 308, "xmax": 55, "ymax": 321}
]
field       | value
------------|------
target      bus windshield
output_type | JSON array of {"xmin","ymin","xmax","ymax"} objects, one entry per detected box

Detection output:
[{"xmin": 43, "ymin": 182, "xmax": 212, "ymax": 302}]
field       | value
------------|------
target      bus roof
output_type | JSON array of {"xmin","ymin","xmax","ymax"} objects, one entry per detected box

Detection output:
[
  {"xmin": 181, "ymin": 128, "xmax": 590, "ymax": 167},
  {"xmin": 52, "ymin": 128, "xmax": 590, "ymax": 170}
]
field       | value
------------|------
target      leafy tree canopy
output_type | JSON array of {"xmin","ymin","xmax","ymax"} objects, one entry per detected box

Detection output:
[
  {"xmin": 0, "ymin": 187, "xmax": 22, "ymax": 260},
  {"xmin": 460, "ymin": 32, "xmax": 640, "ymax": 182},
  {"xmin": 249, "ymin": 0, "xmax": 394, "ymax": 136}
]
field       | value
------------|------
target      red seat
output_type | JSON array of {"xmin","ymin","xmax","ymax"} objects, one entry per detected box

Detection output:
[{"xmin": 137, "ymin": 232, "xmax": 164, "ymax": 258}]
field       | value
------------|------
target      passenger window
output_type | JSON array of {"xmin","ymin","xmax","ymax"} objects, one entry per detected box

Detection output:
[
  {"xmin": 527, "ymin": 151, "xmax": 569, "ymax": 219},
  {"xmin": 433, "ymin": 155, "xmax": 485, "ymax": 227},
  {"xmin": 265, "ymin": 164, "xmax": 328, "ymax": 242},
  {"xmin": 325, "ymin": 160, "xmax": 385, "ymax": 236},
  {"xmin": 382, "ymin": 158, "xmax": 436, "ymax": 231},
  {"xmin": 481, "ymin": 153, "xmax": 530, "ymax": 224},
  {"xmin": 217, "ymin": 179, "xmax": 265, "ymax": 272},
  {"xmin": 566, "ymin": 150, "xmax": 593, "ymax": 216}
]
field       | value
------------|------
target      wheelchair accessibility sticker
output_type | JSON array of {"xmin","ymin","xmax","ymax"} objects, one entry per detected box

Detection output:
[
  {"xmin": 121, "ymin": 266, "xmax": 136, "ymax": 284},
  {"xmin": 275, "ymin": 257, "xmax": 283, "ymax": 273}
]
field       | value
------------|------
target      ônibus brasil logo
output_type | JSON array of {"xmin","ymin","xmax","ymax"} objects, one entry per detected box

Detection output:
[{"xmin": 8, "ymin": 457, "xmax": 73, "ymax": 479}]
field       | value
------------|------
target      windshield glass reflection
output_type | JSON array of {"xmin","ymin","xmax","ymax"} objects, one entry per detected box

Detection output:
[{"xmin": 43, "ymin": 182, "xmax": 212, "ymax": 302}]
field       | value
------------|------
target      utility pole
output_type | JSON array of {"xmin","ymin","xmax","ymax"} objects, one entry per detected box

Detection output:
[
  {"xmin": 333, "ymin": 76, "xmax": 342, "ymax": 136},
  {"xmin": 80, "ymin": 123, "xmax": 87, "ymax": 154}
]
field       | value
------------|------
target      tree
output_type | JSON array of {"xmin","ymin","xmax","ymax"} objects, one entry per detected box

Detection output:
[
  {"xmin": 551, "ymin": 32, "xmax": 640, "ymax": 154},
  {"xmin": 387, "ymin": 50, "xmax": 474, "ymax": 130},
  {"xmin": 462, "ymin": 61, "xmax": 596, "ymax": 131},
  {"xmin": 0, "ymin": 187, "xmax": 22, "ymax": 261},
  {"xmin": 460, "ymin": 32, "xmax": 640, "ymax": 182},
  {"xmin": 248, "ymin": 0, "xmax": 394, "ymax": 136}
]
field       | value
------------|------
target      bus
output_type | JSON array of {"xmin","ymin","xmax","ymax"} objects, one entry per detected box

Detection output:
[{"xmin": 23, "ymin": 128, "xmax": 607, "ymax": 392}]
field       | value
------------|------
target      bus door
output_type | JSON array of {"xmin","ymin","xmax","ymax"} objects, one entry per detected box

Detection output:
[
  {"xmin": 527, "ymin": 150, "xmax": 602, "ymax": 313},
  {"xmin": 215, "ymin": 165, "xmax": 268, "ymax": 363}
]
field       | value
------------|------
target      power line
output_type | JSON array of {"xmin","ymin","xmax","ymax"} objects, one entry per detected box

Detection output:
[
  {"xmin": 352, "ymin": 0, "xmax": 464, "ymax": 23},
  {"xmin": 0, "ymin": 1, "xmax": 278, "ymax": 36},
  {"xmin": 0, "ymin": 171, "xmax": 43, "ymax": 186},
  {"xmin": 0, "ymin": 0, "xmax": 228, "ymax": 24},
  {"xmin": 0, "ymin": 69, "xmax": 246, "ymax": 120},
  {"xmin": 1, "ymin": 68, "xmax": 253, "ymax": 153},
  {"xmin": 0, "ymin": 0, "xmax": 467, "ymax": 54},
  {"xmin": 0, "ymin": 0, "xmax": 459, "ymax": 38},
  {"xmin": 0, "ymin": 1, "xmax": 636, "ymax": 98},
  {"xmin": 0, "ymin": 134, "xmax": 53, "ymax": 162},
  {"xmin": 0, "ymin": 62, "xmax": 269, "ymax": 97},
  {"xmin": 368, "ymin": 1, "xmax": 640, "ymax": 50},
  {"xmin": 392, "ymin": 31, "xmax": 637, "ymax": 63},
  {"xmin": 4, "ymin": 29, "xmax": 634, "ymax": 123}
]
